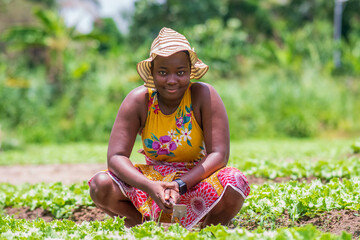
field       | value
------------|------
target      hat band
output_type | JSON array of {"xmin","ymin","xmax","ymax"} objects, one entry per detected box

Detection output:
[{"xmin": 151, "ymin": 41, "xmax": 191, "ymax": 54}]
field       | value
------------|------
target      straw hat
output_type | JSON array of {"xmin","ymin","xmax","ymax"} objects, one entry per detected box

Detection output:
[{"xmin": 136, "ymin": 27, "xmax": 209, "ymax": 88}]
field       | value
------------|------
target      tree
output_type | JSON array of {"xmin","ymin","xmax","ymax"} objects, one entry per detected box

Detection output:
[
  {"xmin": 128, "ymin": 0, "xmax": 227, "ymax": 45},
  {"xmin": 2, "ymin": 8, "xmax": 101, "ymax": 96}
]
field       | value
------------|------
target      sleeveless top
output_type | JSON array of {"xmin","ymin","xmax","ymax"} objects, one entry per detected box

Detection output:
[{"xmin": 141, "ymin": 83, "xmax": 205, "ymax": 163}]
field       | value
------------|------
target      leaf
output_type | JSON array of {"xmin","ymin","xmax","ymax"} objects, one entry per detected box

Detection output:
[
  {"xmin": 188, "ymin": 122, "xmax": 192, "ymax": 131},
  {"xmin": 151, "ymin": 133, "xmax": 159, "ymax": 142},
  {"xmin": 351, "ymin": 140, "xmax": 360, "ymax": 153},
  {"xmin": 187, "ymin": 139, "xmax": 192, "ymax": 147},
  {"xmin": 144, "ymin": 139, "xmax": 153, "ymax": 149},
  {"xmin": 183, "ymin": 116, "xmax": 190, "ymax": 124}
]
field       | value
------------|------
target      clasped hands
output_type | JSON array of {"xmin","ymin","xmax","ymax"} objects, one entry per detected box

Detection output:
[{"xmin": 148, "ymin": 181, "xmax": 181, "ymax": 213}]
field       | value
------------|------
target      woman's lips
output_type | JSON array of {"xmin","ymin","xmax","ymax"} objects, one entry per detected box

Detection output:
[{"xmin": 166, "ymin": 88, "xmax": 177, "ymax": 93}]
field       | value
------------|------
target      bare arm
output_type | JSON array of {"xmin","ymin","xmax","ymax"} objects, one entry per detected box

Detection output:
[
  {"xmin": 107, "ymin": 86, "xmax": 177, "ymax": 211},
  {"xmin": 107, "ymin": 86, "xmax": 151, "ymax": 190},
  {"xmin": 177, "ymin": 83, "xmax": 230, "ymax": 189}
]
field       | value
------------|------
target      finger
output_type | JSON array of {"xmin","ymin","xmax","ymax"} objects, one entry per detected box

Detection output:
[
  {"xmin": 170, "ymin": 189, "xmax": 181, "ymax": 204},
  {"xmin": 153, "ymin": 195, "xmax": 172, "ymax": 212},
  {"xmin": 164, "ymin": 198, "xmax": 173, "ymax": 208},
  {"xmin": 157, "ymin": 190, "xmax": 173, "ymax": 209},
  {"xmin": 168, "ymin": 198, "xmax": 175, "ymax": 205},
  {"xmin": 160, "ymin": 201, "xmax": 173, "ymax": 213},
  {"xmin": 164, "ymin": 189, "xmax": 170, "ymax": 201},
  {"xmin": 165, "ymin": 182, "xmax": 179, "ymax": 192}
]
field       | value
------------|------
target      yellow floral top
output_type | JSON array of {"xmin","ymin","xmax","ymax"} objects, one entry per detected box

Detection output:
[{"xmin": 141, "ymin": 83, "xmax": 205, "ymax": 163}]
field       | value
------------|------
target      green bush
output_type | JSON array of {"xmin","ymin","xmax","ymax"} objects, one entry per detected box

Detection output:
[
  {"xmin": 1, "ymin": 46, "xmax": 359, "ymax": 142},
  {"xmin": 213, "ymin": 67, "xmax": 354, "ymax": 139},
  {"xmin": 1, "ymin": 4, "xmax": 360, "ymax": 143}
]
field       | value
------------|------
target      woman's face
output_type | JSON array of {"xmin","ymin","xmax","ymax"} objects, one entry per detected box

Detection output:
[{"xmin": 152, "ymin": 51, "xmax": 191, "ymax": 102}]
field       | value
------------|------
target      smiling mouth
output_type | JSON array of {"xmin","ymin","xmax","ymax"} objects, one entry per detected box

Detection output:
[{"xmin": 166, "ymin": 88, "xmax": 177, "ymax": 92}]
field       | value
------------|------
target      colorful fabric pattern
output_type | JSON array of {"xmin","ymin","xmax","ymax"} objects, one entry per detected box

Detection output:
[
  {"xmin": 141, "ymin": 84, "xmax": 205, "ymax": 162},
  {"xmin": 107, "ymin": 156, "xmax": 250, "ymax": 229},
  {"xmin": 103, "ymin": 83, "xmax": 251, "ymax": 229}
]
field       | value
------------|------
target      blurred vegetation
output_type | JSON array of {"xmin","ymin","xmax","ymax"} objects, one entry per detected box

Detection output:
[
  {"xmin": 0, "ymin": 0, "xmax": 360, "ymax": 148},
  {"xmin": 0, "ymin": 138, "xmax": 354, "ymax": 166}
]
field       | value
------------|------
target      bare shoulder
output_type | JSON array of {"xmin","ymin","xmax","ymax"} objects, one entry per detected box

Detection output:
[
  {"xmin": 119, "ymin": 86, "xmax": 148, "ymax": 113},
  {"xmin": 117, "ymin": 85, "xmax": 148, "ymax": 126},
  {"xmin": 191, "ymin": 82, "xmax": 222, "ymax": 106},
  {"xmin": 124, "ymin": 85, "xmax": 149, "ymax": 106},
  {"xmin": 191, "ymin": 82, "xmax": 225, "ymax": 129},
  {"xmin": 191, "ymin": 81, "xmax": 214, "ymax": 93}
]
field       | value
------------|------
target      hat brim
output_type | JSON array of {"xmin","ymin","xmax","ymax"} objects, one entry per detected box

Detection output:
[{"xmin": 137, "ymin": 50, "xmax": 209, "ymax": 89}]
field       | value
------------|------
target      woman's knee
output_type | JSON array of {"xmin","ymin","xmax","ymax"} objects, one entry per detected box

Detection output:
[
  {"xmin": 211, "ymin": 187, "xmax": 245, "ymax": 216},
  {"xmin": 202, "ymin": 187, "xmax": 245, "ymax": 227},
  {"xmin": 224, "ymin": 187, "xmax": 245, "ymax": 210},
  {"xmin": 89, "ymin": 172, "xmax": 115, "ymax": 205}
]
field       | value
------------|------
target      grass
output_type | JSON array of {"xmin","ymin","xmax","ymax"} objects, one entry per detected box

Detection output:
[
  {"xmin": 0, "ymin": 141, "xmax": 143, "ymax": 165},
  {"xmin": 229, "ymin": 138, "xmax": 355, "ymax": 163},
  {"xmin": 0, "ymin": 138, "xmax": 356, "ymax": 166},
  {"xmin": 229, "ymin": 138, "xmax": 360, "ymax": 180}
]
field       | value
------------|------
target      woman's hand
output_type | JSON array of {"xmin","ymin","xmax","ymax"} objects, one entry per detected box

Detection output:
[
  {"xmin": 164, "ymin": 186, "xmax": 180, "ymax": 206},
  {"xmin": 147, "ymin": 181, "xmax": 179, "ymax": 213}
]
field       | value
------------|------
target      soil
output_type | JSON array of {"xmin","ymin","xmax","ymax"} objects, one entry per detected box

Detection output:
[
  {"xmin": 235, "ymin": 210, "xmax": 360, "ymax": 239},
  {"xmin": 5, "ymin": 206, "xmax": 360, "ymax": 238},
  {"xmin": 0, "ymin": 163, "xmax": 106, "ymax": 185},
  {"xmin": 1, "ymin": 163, "xmax": 359, "ymax": 238},
  {"xmin": 4, "ymin": 206, "xmax": 107, "ymax": 223}
]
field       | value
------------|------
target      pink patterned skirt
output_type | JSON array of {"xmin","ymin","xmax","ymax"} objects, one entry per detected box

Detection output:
[{"xmin": 100, "ymin": 156, "xmax": 250, "ymax": 229}]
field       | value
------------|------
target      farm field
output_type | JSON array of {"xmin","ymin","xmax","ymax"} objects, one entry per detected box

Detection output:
[
  {"xmin": 2, "ymin": 0, "xmax": 360, "ymax": 238},
  {"xmin": 0, "ymin": 139, "xmax": 359, "ymax": 239}
]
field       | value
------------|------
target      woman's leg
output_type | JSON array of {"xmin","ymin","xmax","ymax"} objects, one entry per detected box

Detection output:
[
  {"xmin": 89, "ymin": 172, "xmax": 143, "ymax": 227},
  {"xmin": 201, "ymin": 186, "xmax": 245, "ymax": 228}
]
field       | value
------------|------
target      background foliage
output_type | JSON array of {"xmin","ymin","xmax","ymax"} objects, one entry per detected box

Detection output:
[{"xmin": 0, "ymin": 0, "xmax": 360, "ymax": 147}]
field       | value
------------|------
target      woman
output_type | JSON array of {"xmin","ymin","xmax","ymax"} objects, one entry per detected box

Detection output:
[{"xmin": 88, "ymin": 27, "xmax": 250, "ymax": 229}]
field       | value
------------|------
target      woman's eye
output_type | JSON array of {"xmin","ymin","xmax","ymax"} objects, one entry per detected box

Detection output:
[
  {"xmin": 178, "ymin": 71, "xmax": 185, "ymax": 76},
  {"xmin": 159, "ymin": 71, "xmax": 167, "ymax": 75}
]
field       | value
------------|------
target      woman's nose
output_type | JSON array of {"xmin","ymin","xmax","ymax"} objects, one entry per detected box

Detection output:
[{"xmin": 167, "ymin": 74, "xmax": 177, "ymax": 84}]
